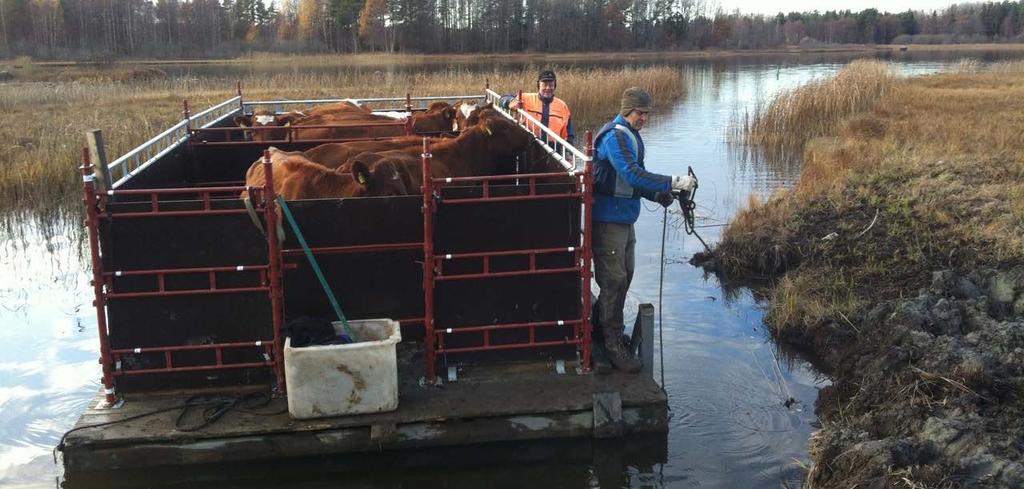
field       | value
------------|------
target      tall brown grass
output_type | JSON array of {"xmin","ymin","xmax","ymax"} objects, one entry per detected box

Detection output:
[
  {"xmin": 719, "ymin": 60, "xmax": 1024, "ymax": 334},
  {"xmin": 0, "ymin": 65, "xmax": 684, "ymax": 217},
  {"xmin": 743, "ymin": 60, "xmax": 895, "ymax": 159}
]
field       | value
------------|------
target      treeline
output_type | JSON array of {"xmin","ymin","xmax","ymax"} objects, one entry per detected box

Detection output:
[{"xmin": 3, "ymin": 0, "xmax": 1024, "ymax": 59}]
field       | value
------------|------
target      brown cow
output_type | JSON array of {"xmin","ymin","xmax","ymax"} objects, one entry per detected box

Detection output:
[
  {"xmin": 303, "ymin": 99, "xmax": 370, "ymax": 117},
  {"xmin": 268, "ymin": 111, "xmax": 407, "ymax": 142},
  {"xmin": 336, "ymin": 113, "xmax": 536, "ymax": 191},
  {"xmin": 410, "ymin": 101, "xmax": 457, "ymax": 134},
  {"xmin": 234, "ymin": 109, "xmax": 306, "ymax": 141},
  {"xmin": 240, "ymin": 101, "xmax": 459, "ymax": 143},
  {"xmin": 304, "ymin": 136, "xmax": 432, "ymax": 169},
  {"xmin": 244, "ymin": 147, "xmax": 409, "ymax": 200}
]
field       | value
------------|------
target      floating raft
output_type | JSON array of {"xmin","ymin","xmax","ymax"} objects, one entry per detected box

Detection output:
[{"xmin": 62, "ymin": 343, "xmax": 668, "ymax": 471}]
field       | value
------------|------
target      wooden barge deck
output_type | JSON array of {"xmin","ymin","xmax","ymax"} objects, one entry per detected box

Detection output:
[{"xmin": 62, "ymin": 342, "xmax": 668, "ymax": 472}]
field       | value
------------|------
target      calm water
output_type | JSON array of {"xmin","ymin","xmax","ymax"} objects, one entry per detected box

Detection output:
[{"xmin": 0, "ymin": 55, "xmax": 962, "ymax": 488}]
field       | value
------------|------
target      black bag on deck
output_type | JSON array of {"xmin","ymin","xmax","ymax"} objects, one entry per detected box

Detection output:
[{"xmin": 287, "ymin": 316, "xmax": 338, "ymax": 347}]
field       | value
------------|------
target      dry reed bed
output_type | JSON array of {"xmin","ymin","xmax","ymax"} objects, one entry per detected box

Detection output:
[
  {"xmin": 0, "ymin": 65, "xmax": 684, "ymax": 216},
  {"xmin": 742, "ymin": 59, "xmax": 896, "ymax": 159},
  {"xmin": 722, "ymin": 59, "xmax": 1024, "ymax": 328}
]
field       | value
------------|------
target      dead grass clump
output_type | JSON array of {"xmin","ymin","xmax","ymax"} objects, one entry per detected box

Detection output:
[
  {"xmin": 744, "ymin": 59, "xmax": 895, "ymax": 157},
  {"xmin": 841, "ymin": 113, "xmax": 887, "ymax": 140},
  {"xmin": 715, "ymin": 193, "xmax": 799, "ymax": 276}
]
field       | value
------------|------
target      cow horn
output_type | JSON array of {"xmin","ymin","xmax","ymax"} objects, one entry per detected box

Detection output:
[{"xmin": 484, "ymin": 125, "xmax": 493, "ymax": 136}]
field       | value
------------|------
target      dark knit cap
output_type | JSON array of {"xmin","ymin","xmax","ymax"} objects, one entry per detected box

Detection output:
[
  {"xmin": 538, "ymin": 69, "xmax": 557, "ymax": 82},
  {"xmin": 620, "ymin": 87, "xmax": 653, "ymax": 116}
]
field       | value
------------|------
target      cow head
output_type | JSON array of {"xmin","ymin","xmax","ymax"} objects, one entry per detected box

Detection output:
[
  {"xmin": 348, "ymin": 153, "xmax": 411, "ymax": 197},
  {"xmin": 234, "ymin": 110, "xmax": 306, "ymax": 142},
  {"xmin": 463, "ymin": 103, "xmax": 498, "ymax": 129},
  {"xmin": 410, "ymin": 101, "xmax": 458, "ymax": 135},
  {"xmin": 453, "ymin": 100, "xmax": 481, "ymax": 131}
]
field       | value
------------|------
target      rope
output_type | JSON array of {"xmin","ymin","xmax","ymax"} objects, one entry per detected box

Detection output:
[
  {"xmin": 276, "ymin": 196, "xmax": 355, "ymax": 341},
  {"xmin": 678, "ymin": 166, "xmax": 713, "ymax": 255},
  {"xmin": 658, "ymin": 206, "xmax": 668, "ymax": 393},
  {"xmin": 53, "ymin": 391, "xmax": 284, "ymax": 463}
]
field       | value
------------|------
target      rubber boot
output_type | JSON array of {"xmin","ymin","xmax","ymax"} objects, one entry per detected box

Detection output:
[{"xmin": 603, "ymin": 322, "xmax": 641, "ymax": 373}]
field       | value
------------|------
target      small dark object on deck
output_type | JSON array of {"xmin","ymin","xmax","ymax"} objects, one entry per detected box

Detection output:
[
  {"xmin": 287, "ymin": 316, "xmax": 352, "ymax": 347},
  {"xmin": 784, "ymin": 397, "xmax": 798, "ymax": 409}
]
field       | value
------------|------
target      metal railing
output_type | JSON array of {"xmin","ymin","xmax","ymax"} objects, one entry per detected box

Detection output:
[
  {"xmin": 108, "ymin": 96, "xmax": 241, "ymax": 189},
  {"xmin": 484, "ymin": 89, "xmax": 590, "ymax": 174},
  {"xmin": 243, "ymin": 94, "xmax": 486, "ymax": 115}
]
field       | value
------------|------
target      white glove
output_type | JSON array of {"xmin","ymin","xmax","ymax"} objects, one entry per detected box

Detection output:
[{"xmin": 671, "ymin": 175, "xmax": 697, "ymax": 192}]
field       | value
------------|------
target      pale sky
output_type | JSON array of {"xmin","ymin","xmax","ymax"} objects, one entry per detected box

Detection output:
[{"xmin": 714, "ymin": 0, "xmax": 959, "ymax": 15}]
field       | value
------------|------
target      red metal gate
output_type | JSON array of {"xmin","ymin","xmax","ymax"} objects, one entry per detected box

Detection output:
[
  {"xmin": 82, "ymin": 150, "xmax": 286, "ymax": 405},
  {"xmin": 418, "ymin": 133, "xmax": 596, "ymax": 383}
]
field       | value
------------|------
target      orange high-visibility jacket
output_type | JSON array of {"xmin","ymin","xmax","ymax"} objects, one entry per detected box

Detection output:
[{"xmin": 521, "ymin": 93, "xmax": 572, "ymax": 141}]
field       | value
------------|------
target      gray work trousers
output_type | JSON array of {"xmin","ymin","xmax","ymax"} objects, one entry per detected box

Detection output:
[{"xmin": 592, "ymin": 221, "xmax": 636, "ymax": 332}]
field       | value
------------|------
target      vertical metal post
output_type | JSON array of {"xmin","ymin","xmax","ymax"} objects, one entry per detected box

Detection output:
[
  {"xmin": 421, "ymin": 137, "xmax": 436, "ymax": 383},
  {"xmin": 261, "ymin": 150, "xmax": 287, "ymax": 393},
  {"xmin": 485, "ymin": 78, "xmax": 490, "ymax": 90},
  {"xmin": 405, "ymin": 93, "xmax": 413, "ymax": 113},
  {"xmin": 82, "ymin": 148, "xmax": 117, "ymax": 406},
  {"xmin": 182, "ymin": 100, "xmax": 192, "ymax": 135},
  {"xmin": 580, "ymin": 131, "xmax": 595, "ymax": 372},
  {"xmin": 237, "ymin": 81, "xmax": 244, "ymax": 114},
  {"xmin": 86, "ymin": 129, "xmax": 111, "ymax": 194}
]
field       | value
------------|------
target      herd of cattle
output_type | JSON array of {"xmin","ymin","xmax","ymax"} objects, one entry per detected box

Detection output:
[{"xmin": 237, "ymin": 99, "xmax": 540, "ymax": 200}]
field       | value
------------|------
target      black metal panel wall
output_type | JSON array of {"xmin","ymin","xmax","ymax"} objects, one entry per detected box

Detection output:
[
  {"xmin": 101, "ymin": 201, "xmax": 273, "ymax": 392},
  {"xmin": 433, "ymin": 181, "xmax": 582, "ymax": 363},
  {"xmin": 278, "ymin": 197, "xmax": 426, "ymax": 339}
]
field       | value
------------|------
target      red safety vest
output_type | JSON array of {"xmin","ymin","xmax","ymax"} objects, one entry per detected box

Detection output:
[{"xmin": 521, "ymin": 93, "xmax": 571, "ymax": 141}]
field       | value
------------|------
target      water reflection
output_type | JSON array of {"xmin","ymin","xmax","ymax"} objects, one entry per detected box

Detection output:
[
  {"xmin": 0, "ymin": 218, "xmax": 96, "ymax": 487},
  {"xmin": 0, "ymin": 51, "xmax": 1011, "ymax": 489},
  {"xmin": 62, "ymin": 435, "xmax": 669, "ymax": 489}
]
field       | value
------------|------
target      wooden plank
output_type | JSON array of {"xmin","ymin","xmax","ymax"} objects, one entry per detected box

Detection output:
[
  {"xmin": 592, "ymin": 391, "xmax": 623, "ymax": 438},
  {"xmin": 86, "ymin": 129, "xmax": 112, "ymax": 193}
]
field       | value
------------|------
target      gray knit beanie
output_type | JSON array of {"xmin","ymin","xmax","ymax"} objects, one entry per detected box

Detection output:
[{"xmin": 620, "ymin": 87, "xmax": 653, "ymax": 116}]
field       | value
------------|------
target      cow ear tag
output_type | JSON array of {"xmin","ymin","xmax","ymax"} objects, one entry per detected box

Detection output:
[{"xmin": 357, "ymin": 173, "xmax": 367, "ymax": 185}]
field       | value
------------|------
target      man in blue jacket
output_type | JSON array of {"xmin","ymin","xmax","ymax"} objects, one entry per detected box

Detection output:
[{"xmin": 592, "ymin": 87, "xmax": 696, "ymax": 373}]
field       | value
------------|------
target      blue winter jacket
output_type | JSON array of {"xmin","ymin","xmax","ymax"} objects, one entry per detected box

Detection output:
[{"xmin": 592, "ymin": 115, "xmax": 671, "ymax": 224}]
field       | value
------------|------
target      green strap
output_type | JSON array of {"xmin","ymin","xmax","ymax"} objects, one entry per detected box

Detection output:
[{"xmin": 276, "ymin": 196, "xmax": 355, "ymax": 340}]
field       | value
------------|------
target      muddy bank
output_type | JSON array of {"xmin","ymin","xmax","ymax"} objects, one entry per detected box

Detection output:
[
  {"xmin": 698, "ymin": 258, "xmax": 1024, "ymax": 486},
  {"xmin": 807, "ymin": 268, "xmax": 1024, "ymax": 487}
]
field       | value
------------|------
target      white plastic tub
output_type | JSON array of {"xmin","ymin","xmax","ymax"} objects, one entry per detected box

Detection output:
[{"xmin": 284, "ymin": 318, "xmax": 401, "ymax": 419}]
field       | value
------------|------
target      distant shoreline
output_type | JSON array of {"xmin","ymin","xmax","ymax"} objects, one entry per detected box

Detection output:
[{"xmin": 14, "ymin": 44, "xmax": 1022, "ymax": 68}]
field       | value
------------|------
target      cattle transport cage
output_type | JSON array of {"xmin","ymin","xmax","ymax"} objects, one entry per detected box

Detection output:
[{"xmin": 82, "ymin": 86, "xmax": 596, "ymax": 406}]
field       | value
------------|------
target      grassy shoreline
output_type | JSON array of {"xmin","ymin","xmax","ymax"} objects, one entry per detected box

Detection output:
[
  {"xmin": 711, "ymin": 61, "xmax": 1024, "ymax": 487},
  {"xmin": 6, "ymin": 43, "xmax": 1022, "ymax": 70},
  {"xmin": 7, "ymin": 46, "xmax": 898, "ymax": 68}
]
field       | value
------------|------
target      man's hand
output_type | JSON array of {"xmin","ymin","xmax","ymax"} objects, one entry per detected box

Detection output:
[
  {"xmin": 655, "ymin": 192, "xmax": 675, "ymax": 208},
  {"xmin": 671, "ymin": 175, "xmax": 697, "ymax": 192},
  {"xmin": 509, "ymin": 98, "xmax": 521, "ymax": 110}
]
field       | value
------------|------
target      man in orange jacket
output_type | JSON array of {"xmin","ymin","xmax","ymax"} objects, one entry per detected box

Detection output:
[{"xmin": 500, "ymin": 69, "xmax": 576, "ymax": 147}]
